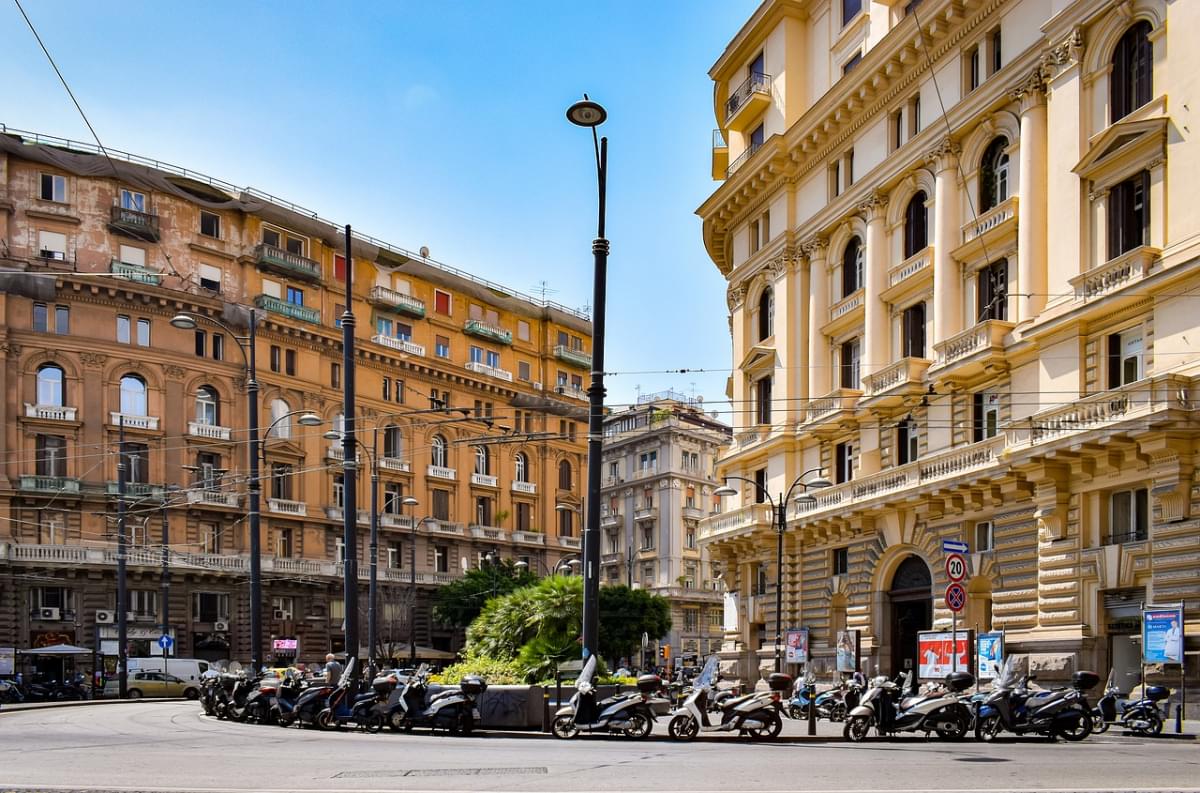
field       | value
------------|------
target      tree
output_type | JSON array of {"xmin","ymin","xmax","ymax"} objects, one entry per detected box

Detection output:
[
  {"xmin": 598, "ymin": 585, "xmax": 672, "ymax": 664},
  {"xmin": 431, "ymin": 559, "xmax": 536, "ymax": 628}
]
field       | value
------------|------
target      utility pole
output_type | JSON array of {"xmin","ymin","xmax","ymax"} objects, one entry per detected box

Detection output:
[
  {"xmin": 160, "ymin": 500, "xmax": 170, "ymax": 663},
  {"xmin": 116, "ymin": 415, "xmax": 128, "ymax": 699},
  {"xmin": 341, "ymin": 224, "xmax": 359, "ymax": 673}
]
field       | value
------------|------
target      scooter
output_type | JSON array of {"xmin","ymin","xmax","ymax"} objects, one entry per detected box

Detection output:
[
  {"xmin": 1092, "ymin": 670, "xmax": 1169, "ymax": 736},
  {"xmin": 224, "ymin": 670, "xmax": 258, "ymax": 722},
  {"xmin": 387, "ymin": 663, "xmax": 486, "ymax": 734},
  {"xmin": 316, "ymin": 659, "xmax": 387, "ymax": 732},
  {"xmin": 667, "ymin": 655, "xmax": 790, "ymax": 741},
  {"xmin": 974, "ymin": 656, "xmax": 1098, "ymax": 742},
  {"xmin": 787, "ymin": 675, "xmax": 858, "ymax": 722},
  {"xmin": 270, "ymin": 669, "xmax": 307, "ymax": 727},
  {"xmin": 843, "ymin": 670, "xmax": 975, "ymax": 742},
  {"xmin": 292, "ymin": 674, "xmax": 337, "ymax": 729},
  {"xmin": 552, "ymin": 656, "xmax": 661, "ymax": 739},
  {"xmin": 243, "ymin": 675, "xmax": 280, "ymax": 724}
]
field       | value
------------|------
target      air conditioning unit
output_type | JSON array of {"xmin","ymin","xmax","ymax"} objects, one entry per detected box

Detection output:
[
  {"xmin": 96, "ymin": 609, "xmax": 115, "ymax": 624},
  {"xmin": 213, "ymin": 620, "xmax": 229, "ymax": 632},
  {"xmin": 39, "ymin": 607, "xmax": 61, "ymax": 621},
  {"xmin": 273, "ymin": 610, "xmax": 292, "ymax": 621},
  {"xmin": 533, "ymin": 381, "xmax": 543, "ymax": 391}
]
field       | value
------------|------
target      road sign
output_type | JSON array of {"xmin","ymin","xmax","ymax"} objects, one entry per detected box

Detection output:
[
  {"xmin": 157, "ymin": 634, "xmax": 173, "ymax": 650},
  {"xmin": 945, "ymin": 582, "xmax": 967, "ymax": 613},
  {"xmin": 942, "ymin": 539, "xmax": 969, "ymax": 554},
  {"xmin": 945, "ymin": 553, "xmax": 967, "ymax": 583}
]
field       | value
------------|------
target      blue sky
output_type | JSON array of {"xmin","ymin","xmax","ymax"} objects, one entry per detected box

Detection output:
[{"xmin": 3, "ymin": 0, "xmax": 756, "ymax": 417}]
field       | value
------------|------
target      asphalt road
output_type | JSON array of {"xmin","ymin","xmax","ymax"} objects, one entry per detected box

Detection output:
[{"xmin": 1, "ymin": 702, "xmax": 1198, "ymax": 793}]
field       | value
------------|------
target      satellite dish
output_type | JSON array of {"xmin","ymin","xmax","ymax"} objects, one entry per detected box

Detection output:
[{"xmin": 419, "ymin": 246, "xmax": 430, "ymax": 259}]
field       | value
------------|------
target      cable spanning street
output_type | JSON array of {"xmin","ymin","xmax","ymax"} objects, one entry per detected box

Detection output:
[{"xmin": 1, "ymin": 703, "xmax": 1197, "ymax": 793}]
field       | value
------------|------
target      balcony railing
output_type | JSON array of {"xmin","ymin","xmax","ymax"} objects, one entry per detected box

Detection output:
[
  {"xmin": 1069, "ymin": 246, "xmax": 1157, "ymax": 302},
  {"xmin": 267, "ymin": 498, "xmax": 306, "ymax": 516},
  {"xmin": 254, "ymin": 294, "xmax": 320, "ymax": 325},
  {"xmin": 186, "ymin": 489, "xmax": 240, "ymax": 507},
  {"xmin": 725, "ymin": 72, "xmax": 771, "ymax": 123},
  {"xmin": 109, "ymin": 205, "xmax": 160, "ymax": 241},
  {"xmin": 712, "ymin": 129, "xmax": 729, "ymax": 180},
  {"xmin": 372, "ymin": 334, "xmax": 426, "ymax": 357},
  {"xmin": 932, "ymin": 320, "xmax": 1014, "ymax": 369},
  {"xmin": 962, "ymin": 196, "xmax": 1017, "ymax": 244},
  {"xmin": 559, "ymin": 536, "xmax": 582, "ymax": 549},
  {"xmin": 426, "ymin": 520, "xmax": 465, "ymax": 536},
  {"xmin": 25, "ymin": 403, "xmax": 76, "ymax": 422},
  {"xmin": 554, "ymin": 345, "xmax": 592, "ymax": 369},
  {"xmin": 861, "ymin": 357, "xmax": 932, "ymax": 399},
  {"xmin": 367, "ymin": 285, "xmax": 426, "ymax": 317},
  {"xmin": 600, "ymin": 511, "xmax": 621, "ymax": 529},
  {"xmin": 829, "ymin": 289, "xmax": 864, "ymax": 323},
  {"xmin": 463, "ymin": 319, "xmax": 512, "ymax": 345},
  {"xmin": 188, "ymin": 421, "xmax": 232, "ymax": 441},
  {"xmin": 465, "ymin": 361, "xmax": 513, "ymax": 382},
  {"xmin": 511, "ymin": 480, "xmax": 536, "ymax": 494},
  {"xmin": 19, "ymin": 475, "xmax": 80, "ymax": 494},
  {"xmin": 427, "ymin": 465, "xmax": 456, "ymax": 481},
  {"xmin": 512, "ymin": 530, "xmax": 546, "ymax": 545},
  {"xmin": 326, "ymin": 445, "xmax": 361, "ymax": 463},
  {"xmin": 802, "ymin": 388, "xmax": 862, "ymax": 426},
  {"xmin": 471, "ymin": 472, "xmax": 498, "ymax": 488},
  {"xmin": 887, "ymin": 250, "xmax": 931, "ymax": 289},
  {"xmin": 698, "ymin": 503, "xmax": 774, "ymax": 542},
  {"xmin": 107, "ymin": 482, "xmax": 165, "ymax": 500},
  {"xmin": 378, "ymin": 457, "xmax": 411, "ymax": 473},
  {"xmin": 1005, "ymin": 377, "xmax": 1173, "ymax": 448},
  {"xmin": 380, "ymin": 513, "xmax": 415, "ymax": 529},
  {"xmin": 469, "ymin": 525, "xmax": 507, "ymax": 541},
  {"xmin": 109, "ymin": 412, "xmax": 159, "ymax": 430},
  {"xmin": 110, "ymin": 258, "xmax": 163, "ymax": 286},
  {"xmin": 681, "ymin": 505, "xmax": 706, "ymax": 521},
  {"xmin": 726, "ymin": 140, "xmax": 763, "ymax": 178},
  {"xmin": 634, "ymin": 506, "xmax": 658, "ymax": 522},
  {"xmin": 254, "ymin": 243, "xmax": 321, "ymax": 281}
]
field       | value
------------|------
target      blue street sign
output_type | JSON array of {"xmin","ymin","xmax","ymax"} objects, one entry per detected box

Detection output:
[
  {"xmin": 942, "ymin": 539, "xmax": 969, "ymax": 554},
  {"xmin": 157, "ymin": 634, "xmax": 173, "ymax": 650}
]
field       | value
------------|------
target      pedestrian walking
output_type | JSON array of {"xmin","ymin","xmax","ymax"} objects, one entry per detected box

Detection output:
[{"xmin": 323, "ymin": 653, "xmax": 343, "ymax": 684}]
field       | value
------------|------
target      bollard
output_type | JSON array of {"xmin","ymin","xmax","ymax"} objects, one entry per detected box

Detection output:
[
  {"xmin": 543, "ymin": 690, "xmax": 551, "ymax": 733},
  {"xmin": 1176, "ymin": 703, "xmax": 1182, "ymax": 734}
]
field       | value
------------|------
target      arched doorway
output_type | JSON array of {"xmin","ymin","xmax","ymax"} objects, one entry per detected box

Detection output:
[{"xmin": 888, "ymin": 555, "xmax": 932, "ymax": 677}]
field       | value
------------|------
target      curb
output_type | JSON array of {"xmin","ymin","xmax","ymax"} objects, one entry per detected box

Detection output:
[{"xmin": 0, "ymin": 697, "xmax": 186, "ymax": 713}]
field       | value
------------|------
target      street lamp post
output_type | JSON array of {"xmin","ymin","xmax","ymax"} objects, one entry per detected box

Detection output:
[
  {"xmin": 567, "ymin": 95, "xmax": 609, "ymax": 664},
  {"xmin": 409, "ymin": 513, "xmax": 435, "ymax": 666}
]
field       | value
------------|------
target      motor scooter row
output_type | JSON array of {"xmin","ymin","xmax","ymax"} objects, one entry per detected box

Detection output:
[
  {"xmin": 1092, "ymin": 670, "xmax": 1169, "ymax": 736},
  {"xmin": 843, "ymin": 670, "xmax": 975, "ymax": 741},
  {"xmin": 667, "ymin": 655, "xmax": 790, "ymax": 741},
  {"xmin": 388, "ymin": 663, "xmax": 486, "ymax": 734},
  {"xmin": 974, "ymin": 656, "xmax": 1098, "ymax": 741}
]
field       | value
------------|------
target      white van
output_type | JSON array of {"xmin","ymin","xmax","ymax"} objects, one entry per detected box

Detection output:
[{"xmin": 126, "ymin": 657, "xmax": 210, "ymax": 684}]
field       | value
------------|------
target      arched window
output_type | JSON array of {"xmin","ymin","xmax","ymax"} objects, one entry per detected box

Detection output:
[
  {"xmin": 514, "ymin": 452, "xmax": 529, "ymax": 483},
  {"xmin": 119, "ymin": 374, "xmax": 147, "ymax": 416},
  {"xmin": 195, "ymin": 385, "xmax": 219, "ymax": 426},
  {"xmin": 474, "ymin": 445, "xmax": 490, "ymax": 476},
  {"xmin": 757, "ymin": 287, "xmax": 774, "ymax": 340},
  {"xmin": 269, "ymin": 398, "xmax": 291, "ymax": 439},
  {"xmin": 36, "ymin": 364, "xmax": 64, "ymax": 407},
  {"xmin": 383, "ymin": 425, "xmax": 402, "ymax": 459},
  {"xmin": 1111, "ymin": 21, "xmax": 1152, "ymax": 123},
  {"xmin": 841, "ymin": 237, "xmax": 864, "ymax": 297},
  {"xmin": 979, "ymin": 138, "xmax": 1009, "ymax": 211},
  {"xmin": 904, "ymin": 191, "xmax": 928, "ymax": 258},
  {"xmin": 431, "ymin": 434, "xmax": 447, "ymax": 468},
  {"xmin": 558, "ymin": 460, "xmax": 573, "ymax": 491}
]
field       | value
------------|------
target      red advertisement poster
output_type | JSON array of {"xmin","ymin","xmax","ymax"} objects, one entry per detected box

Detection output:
[{"xmin": 917, "ymin": 630, "xmax": 971, "ymax": 679}]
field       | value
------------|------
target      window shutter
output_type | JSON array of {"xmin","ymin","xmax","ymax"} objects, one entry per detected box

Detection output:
[
  {"xmin": 1140, "ymin": 170, "xmax": 1151, "ymax": 247},
  {"xmin": 972, "ymin": 393, "xmax": 984, "ymax": 443},
  {"xmin": 1108, "ymin": 333, "xmax": 1122, "ymax": 389}
]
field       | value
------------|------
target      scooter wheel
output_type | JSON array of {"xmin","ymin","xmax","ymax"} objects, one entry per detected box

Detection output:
[
  {"xmin": 363, "ymin": 713, "xmax": 384, "ymax": 734},
  {"xmin": 551, "ymin": 715, "xmax": 579, "ymax": 740},
  {"xmin": 276, "ymin": 713, "xmax": 294, "ymax": 728},
  {"xmin": 315, "ymin": 709, "xmax": 336, "ymax": 731},
  {"xmin": 830, "ymin": 703, "xmax": 847, "ymax": 722},
  {"xmin": 1092, "ymin": 713, "xmax": 1109, "ymax": 734},
  {"xmin": 624, "ymin": 711, "xmax": 653, "ymax": 739},
  {"xmin": 934, "ymin": 712, "xmax": 968, "ymax": 741},
  {"xmin": 746, "ymin": 711, "xmax": 782, "ymax": 741},
  {"xmin": 1056, "ymin": 712, "xmax": 1092, "ymax": 742},
  {"xmin": 844, "ymin": 715, "xmax": 872, "ymax": 742},
  {"xmin": 975, "ymin": 713, "xmax": 1003, "ymax": 742},
  {"xmin": 1135, "ymin": 711, "xmax": 1163, "ymax": 737},
  {"xmin": 668, "ymin": 714, "xmax": 699, "ymax": 741},
  {"xmin": 787, "ymin": 704, "xmax": 805, "ymax": 720}
]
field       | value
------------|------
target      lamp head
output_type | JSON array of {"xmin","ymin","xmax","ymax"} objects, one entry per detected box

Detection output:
[
  {"xmin": 713, "ymin": 484, "xmax": 738, "ymax": 498},
  {"xmin": 566, "ymin": 99, "xmax": 607, "ymax": 128},
  {"xmin": 514, "ymin": 560, "xmax": 529, "ymax": 571},
  {"xmin": 298, "ymin": 413, "xmax": 322, "ymax": 427},
  {"xmin": 402, "ymin": 496, "xmax": 419, "ymax": 507},
  {"xmin": 555, "ymin": 503, "xmax": 576, "ymax": 513},
  {"xmin": 169, "ymin": 314, "xmax": 198, "ymax": 330},
  {"xmin": 793, "ymin": 493, "xmax": 818, "ymax": 508},
  {"xmin": 805, "ymin": 475, "xmax": 833, "ymax": 489},
  {"xmin": 322, "ymin": 430, "xmax": 340, "ymax": 440}
]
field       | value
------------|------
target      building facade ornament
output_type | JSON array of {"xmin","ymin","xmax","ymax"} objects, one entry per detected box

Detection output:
[
  {"xmin": 799, "ymin": 235, "xmax": 828, "ymax": 260},
  {"xmin": 79, "ymin": 352, "xmax": 106, "ymax": 368},
  {"xmin": 924, "ymin": 137, "xmax": 961, "ymax": 171},
  {"xmin": 857, "ymin": 191, "xmax": 889, "ymax": 222},
  {"xmin": 1011, "ymin": 67, "xmax": 1048, "ymax": 109},
  {"xmin": 163, "ymin": 365, "xmax": 186, "ymax": 380},
  {"xmin": 0, "ymin": 342, "xmax": 21, "ymax": 358},
  {"xmin": 726, "ymin": 285, "xmax": 747, "ymax": 311}
]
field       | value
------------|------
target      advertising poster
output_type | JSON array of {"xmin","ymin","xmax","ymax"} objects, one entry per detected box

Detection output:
[
  {"xmin": 836, "ymin": 630, "xmax": 859, "ymax": 673},
  {"xmin": 1142, "ymin": 606, "xmax": 1184, "ymax": 664},
  {"xmin": 976, "ymin": 632, "xmax": 1004, "ymax": 679},
  {"xmin": 785, "ymin": 628, "xmax": 809, "ymax": 665},
  {"xmin": 917, "ymin": 630, "xmax": 971, "ymax": 679}
]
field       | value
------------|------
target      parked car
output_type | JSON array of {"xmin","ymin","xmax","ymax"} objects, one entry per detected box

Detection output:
[{"xmin": 104, "ymin": 671, "xmax": 200, "ymax": 699}]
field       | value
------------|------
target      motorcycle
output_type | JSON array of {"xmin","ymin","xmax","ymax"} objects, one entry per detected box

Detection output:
[
  {"xmin": 270, "ymin": 669, "xmax": 307, "ymax": 727},
  {"xmin": 552, "ymin": 656, "xmax": 661, "ymax": 740},
  {"xmin": 974, "ymin": 656, "xmax": 1098, "ymax": 742},
  {"xmin": 317, "ymin": 660, "xmax": 393, "ymax": 733},
  {"xmin": 788, "ymin": 675, "xmax": 861, "ymax": 722},
  {"xmin": 0, "ymin": 678, "xmax": 25, "ymax": 704},
  {"xmin": 387, "ymin": 663, "xmax": 486, "ymax": 735},
  {"xmin": 666, "ymin": 655, "xmax": 789, "ymax": 741},
  {"xmin": 199, "ymin": 669, "xmax": 222, "ymax": 716},
  {"xmin": 244, "ymin": 675, "xmax": 280, "ymax": 724},
  {"xmin": 844, "ymin": 670, "xmax": 975, "ymax": 742},
  {"xmin": 292, "ymin": 675, "xmax": 337, "ymax": 729},
  {"xmin": 223, "ymin": 670, "xmax": 258, "ymax": 722},
  {"xmin": 1092, "ymin": 670, "xmax": 1169, "ymax": 736}
]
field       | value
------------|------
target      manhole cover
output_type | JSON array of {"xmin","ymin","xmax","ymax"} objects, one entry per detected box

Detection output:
[
  {"xmin": 335, "ymin": 767, "xmax": 548, "ymax": 779},
  {"xmin": 954, "ymin": 757, "xmax": 1010, "ymax": 763}
]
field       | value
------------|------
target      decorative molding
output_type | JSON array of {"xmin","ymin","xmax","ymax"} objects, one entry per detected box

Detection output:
[
  {"xmin": 924, "ymin": 137, "xmax": 961, "ymax": 171},
  {"xmin": 799, "ymin": 235, "xmax": 828, "ymax": 260},
  {"xmin": 1011, "ymin": 67, "xmax": 1048, "ymax": 107},
  {"xmin": 857, "ymin": 191, "xmax": 889, "ymax": 222},
  {"xmin": 0, "ymin": 342, "xmax": 21, "ymax": 358},
  {"xmin": 1043, "ymin": 27, "xmax": 1084, "ymax": 74},
  {"xmin": 726, "ymin": 285, "xmax": 747, "ymax": 312},
  {"xmin": 80, "ymin": 352, "xmax": 107, "ymax": 368},
  {"xmin": 163, "ymin": 365, "xmax": 186, "ymax": 380}
]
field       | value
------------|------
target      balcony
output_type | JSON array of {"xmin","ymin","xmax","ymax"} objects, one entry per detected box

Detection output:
[
  {"xmin": 378, "ymin": 457, "xmax": 411, "ymax": 473},
  {"xmin": 1069, "ymin": 246, "xmax": 1157, "ymax": 304},
  {"xmin": 426, "ymin": 520, "xmax": 465, "ymax": 537},
  {"xmin": 188, "ymin": 421, "xmax": 232, "ymax": 441},
  {"xmin": 558, "ymin": 536, "xmax": 582, "ymax": 549},
  {"xmin": 463, "ymin": 319, "xmax": 512, "ymax": 345},
  {"xmin": 465, "ymin": 361, "xmax": 514, "ymax": 382},
  {"xmin": 931, "ymin": 320, "xmax": 1015, "ymax": 382},
  {"xmin": 711, "ymin": 129, "xmax": 728, "ymax": 181},
  {"xmin": 471, "ymin": 472, "xmax": 498, "ymax": 488},
  {"xmin": 470, "ymin": 525, "xmax": 508, "ymax": 541},
  {"xmin": 512, "ymin": 530, "xmax": 546, "ymax": 546},
  {"xmin": 861, "ymin": 357, "xmax": 932, "ymax": 404},
  {"xmin": 826, "ymin": 289, "xmax": 864, "ymax": 330},
  {"xmin": 24, "ymin": 403, "xmax": 76, "ymax": 422},
  {"xmin": 885, "ymin": 250, "xmax": 931, "ymax": 293},
  {"xmin": 556, "ymin": 384, "xmax": 587, "ymax": 401},
  {"xmin": 602, "ymin": 552, "xmax": 624, "ymax": 566},
  {"xmin": 267, "ymin": 498, "xmax": 306, "ymax": 516},
  {"xmin": 254, "ymin": 243, "xmax": 321, "ymax": 282},
  {"xmin": 800, "ymin": 387, "xmax": 862, "ymax": 432},
  {"xmin": 110, "ymin": 258, "xmax": 163, "ymax": 286},
  {"xmin": 600, "ymin": 511, "xmax": 621, "ymax": 529},
  {"xmin": 725, "ymin": 72, "xmax": 771, "ymax": 131},
  {"xmin": 324, "ymin": 507, "xmax": 344, "ymax": 521},
  {"xmin": 186, "ymin": 489, "xmax": 240, "ymax": 508},
  {"xmin": 380, "ymin": 513, "xmax": 414, "ymax": 529},
  {"xmin": 554, "ymin": 345, "xmax": 592, "ymax": 369},
  {"xmin": 427, "ymin": 465, "xmax": 456, "ymax": 481},
  {"xmin": 511, "ymin": 480, "xmax": 536, "ymax": 494},
  {"xmin": 19, "ymin": 475, "xmax": 80, "ymax": 495},
  {"xmin": 634, "ymin": 505, "xmax": 658, "ymax": 522},
  {"xmin": 681, "ymin": 505, "xmax": 706, "ymax": 521},
  {"xmin": 727, "ymin": 140, "xmax": 763, "ymax": 178},
  {"xmin": 698, "ymin": 503, "xmax": 774, "ymax": 543},
  {"xmin": 107, "ymin": 482, "xmax": 165, "ymax": 501},
  {"xmin": 367, "ymin": 285, "xmax": 426, "ymax": 318},
  {"xmin": 326, "ymin": 445, "xmax": 361, "ymax": 463},
  {"xmin": 254, "ymin": 294, "xmax": 320, "ymax": 325},
  {"xmin": 109, "ymin": 412, "xmax": 159, "ymax": 430},
  {"xmin": 108, "ymin": 205, "xmax": 160, "ymax": 241},
  {"xmin": 372, "ymin": 334, "xmax": 425, "ymax": 357},
  {"xmin": 630, "ymin": 467, "xmax": 658, "ymax": 481},
  {"xmin": 961, "ymin": 196, "xmax": 1017, "ymax": 245}
]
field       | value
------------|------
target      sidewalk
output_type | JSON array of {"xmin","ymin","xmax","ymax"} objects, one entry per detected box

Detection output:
[{"xmin": 0, "ymin": 697, "xmax": 185, "ymax": 713}]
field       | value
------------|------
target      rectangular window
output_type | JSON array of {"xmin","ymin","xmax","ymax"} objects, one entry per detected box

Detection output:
[
  {"xmin": 754, "ymin": 375, "xmax": 772, "ymax": 424},
  {"xmin": 432, "ymin": 489, "xmax": 450, "ymax": 521},
  {"xmin": 902, "ymin": 302, "xmax": 926, "ymax": 358},
  {"xmin": 121, "ymin": 442, "xmax": 150, "ymax": 484},
  {"xmin": 972, "ymin": 391, "xmax": 1001, "ymax": 442},
  {"xmin": 40, "ymin": 173, "xmax": 67, "ymax": 202},
  {"xmin": 270, "ymin": 345, "xmax": 281, "ymax": 373},
  {"xmin": 194, "ymin": 330, "xmax": 207, "ymax": 357},
  {"xmin": 1109, "ymin": 488, "xmax": 1149, "ymax": 543},
  {"xmin": 36, "ymin": 435, "xmax": 67, "ymax": 477},
  {"xmin": 285, "ymin": 286, "xmax": 304, "ymax": 306},
  {"xmin": 435, "ymin": 335, "xmax": 450, "ymax": 358},
  {"xmin": 381, "ymin": 376, "xmax": 390, "ymax": 400},
  {"xmin": 211, "ymin": 333, "xmax": 223, "ymax": 360},
  {"xmin": 977, "ymin": 259, "xmax": 1009, "ymax": 321},
  {"xmin": 117, "ymin": 315, "xmax": 131, "ymax": 344},
  {"xmin": 333, "ymin": 475, "xmax": 344, "ymax": 509},
  {"xmin": 989, "ymin": 28, "xmax": 1002, "ymax": 75},
  {"xmin": 276, "ymin": 528, "xmax": 294, "ymax": 558},
  {"xmin": 387, "ymin": 541, "xmax": 403, "ymax": 570},
  {"xmin": 842, "ymin": 0, "xmax": 862, "ymax": 26},
  {"xmin": 118, "ymin": 245, "xmax": 145, "ymax": 267},
  {"xmin": 516, "ymin": 502, "xmax": 532, "ymax": 531},
  {"xmin": 199, "ymin": 263, "xmax": 222, "ymax": 293},
  {"xmin": 38, "ymin": 230, "xmax": 67, "ymax": 260},
  {"xmin": 749, "ymin": 123, "xmax": 764, "ymax": 148},
  {"xmin": 331, "ymin": 363, "xmax": 341, "ymax": 389},
  {"xmin": 518, "ymin": 361, "xmax": 531, "ymax": 381},
  {"xmin": 909, "ymin": 95, "xmax": 922, "ymax": 136},
  {"xmin": 271, "ymin": 464, "xmax": 293, "ymax": 500},
  {"xmin": 897, "ymin": 419, "xmax": 920, "ymax": 465},
  {"xmin": 33, "ymin": 303, "xmax": 48, "ymax": 333},
  {"xmin": 517, "ymin": 320, "xmax": 530, "ymax": 341},
  {"xmin": 334, "ymin": 254, "xmax": 347, "ymax": 282},
  {"xmin": 434, "ymin": 545, "xmax": 448, "ymax": 573},
  {"xmin": 559, "ymin": 509, "xmax": 574, "ymax": 537},
  {"xmin": 383, "ymin": 483, "xmax": 402, "ymax": 515},
  {"xmin": 840, "ymin": 338, "xmax": 861, "ymax": 389},
  {"xmin": 753, "ymin": 468, "xmax": 767, "ymax": 504},
  {"xmin": 1108, "ymin": 328, "xmax": 1144, "ymax": 388},
  {"xmin": 842, "ymin": 51, "xmax": 862, "ymax": 75},
  {"xmin": 966, "ymin": 45, "xmax": 981, "ymax": 91},
  {"xmin": 193, "ymin": 592, "xmax": 230, "ymax": 623},
  {"xmin": 199, "ymin": 211, "xmax": 220, "ymax": 239},
  {"xmin": 749, "ymin": 219, "xmax": 761, "ymax": 254},
  {"xmin": 285, "ymin": 349, "xmax": 296, "ymax": 376},
  {"xmin": 334, "ymin": 303, "xmax": 344, "ymax": 329},
  {"xmin": 835, "ymin": 442, "xmax": 854, "ymax": 484},
  {"xmin": 54, "ymin": 305, "xmax": 69, "ymax": 335},
  {"xmin": 395, "ymin": 379, "xmax": 405, "ymax": 403},
  {"xmin": 975, "ymin": 520, "xmax": 994, "ymax": 552},
  {"xmin": 892, "ymin": 110, "xmax": 904, "ymax": 151},
  {"xmin": 434, "ymin": 290, "xmax": 451, "ymax": 315},
  {"xmin": 832, "ymin": 547, "xmax": 849, "ymax": 576},
  {"xmin": 136, "ymin": 318, "xmax": 151, "ymax": 347},
  {"xmin": 1108, "ymin": 170, "xmax": 1150, "ymax": 260}
]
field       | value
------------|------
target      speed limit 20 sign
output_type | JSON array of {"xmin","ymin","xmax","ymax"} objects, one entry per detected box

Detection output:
[{"xmin": 945, "ymin": 553, "xmax": 967, "ymax": 583}]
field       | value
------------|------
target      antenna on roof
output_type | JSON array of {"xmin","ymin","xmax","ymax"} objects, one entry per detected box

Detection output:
[
  {"xmin": 419, "ymin": 246, "xmax": 430, "ymax": 259},
  {"xmin": 531, "ymin": 280, "xmax": 559, "ymax": 302}
]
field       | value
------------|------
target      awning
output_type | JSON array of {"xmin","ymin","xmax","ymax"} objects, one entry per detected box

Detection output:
[{"xmin": 18, "ymin": 644, "xmax": 93, "ymax": 656}]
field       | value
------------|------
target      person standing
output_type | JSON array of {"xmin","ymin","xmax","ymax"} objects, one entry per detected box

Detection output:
[{"xmin": 323, "ymin": 653, "xmax": 343, "ymax": 685}]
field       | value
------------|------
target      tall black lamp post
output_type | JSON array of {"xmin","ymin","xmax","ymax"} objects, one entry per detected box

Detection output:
[{"xmin": 566, "ymin": 95, "xmax": 609, "ymax": 665}]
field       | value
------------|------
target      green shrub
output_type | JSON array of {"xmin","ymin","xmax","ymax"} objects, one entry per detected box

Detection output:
[{"xmin": 434, "ymin": 653, "xmax": 528, "ymax": 685}]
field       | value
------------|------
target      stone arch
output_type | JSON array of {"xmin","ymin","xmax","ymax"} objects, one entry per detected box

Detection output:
[
  {"xmin": 827, "ymin": 216, "xmax": 868, "ymax": 260},
  {"xmin": 886, "ymin": 168, "xmax": 936, "ymax": 230},
  {"xmin": 1083, "ymin": 1, "xmax": 1166, "ymax": 78},
  {"xmin": 959, "ymin": 110, "xmax": 1021, "ymax": 179},
  {"xmin": 869, "ymin": 544, "xmax": 936, "ymax": 677}
]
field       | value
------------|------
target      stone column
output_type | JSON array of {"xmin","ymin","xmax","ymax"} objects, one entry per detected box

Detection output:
[
  {"xmin": 929, "ymin": 138, "xmax": 963, "ymax": 345},
  {"xmin": 861, "ymin": 194, "xmax": 888, "ymax": 379},
  {"xmin": 727, "ymin": 284, "xmax": 748, "ymax": 431},
  {"xmin": 804, "ymin": 237, "xmax": 829, "ymax": 400},
  {"xmin": 1015, "ymin": 73, "xmax": 1048, "ymax": 322}
]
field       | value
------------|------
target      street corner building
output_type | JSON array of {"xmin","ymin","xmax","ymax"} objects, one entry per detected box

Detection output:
[
  {"xmin": 697, "ymin": 0, "xmax": 1199, "ymax": 690},
  {"xmin": 0, "ymin": 128, "xmax": 594, "ymax": 675}
]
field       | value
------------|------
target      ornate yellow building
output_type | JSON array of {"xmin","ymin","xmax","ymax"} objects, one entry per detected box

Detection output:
[{"xmin": 698, "ymin": 0, "xmax": 1198, "ymax": 690}]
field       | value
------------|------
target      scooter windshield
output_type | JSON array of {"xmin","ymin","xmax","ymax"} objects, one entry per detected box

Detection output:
[
  {"xmin": 338, "ymin": 658, "xmax": 356, "ymax": 687},
  {"xmin": 993, "ymin": 654, "xmax": 1026, "ymax": 690},
  {"xmin": 576, "ymin": 656, "xmax": 598, "ymax": 692},
  {"xmin": 694, "ymin": 655, "xmax": 720, "ymax": 690}
]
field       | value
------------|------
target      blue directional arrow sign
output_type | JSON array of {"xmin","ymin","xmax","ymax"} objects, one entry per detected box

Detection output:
[
  {"xmin": 942, "ymin": 539, "xmax": 969, "ymax": 554},
  {"xmin": 157, "ymin": 634, "xmax": 174, "ymax": 650}
]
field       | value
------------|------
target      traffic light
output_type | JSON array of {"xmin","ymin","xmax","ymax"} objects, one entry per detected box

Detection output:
[
  {"xmin": 658, "ymin": 646, "xmax": 665, "ymax": 660},
  {"xmin": 663, "ymin": 644, "xmax": 671, "ymax": 661}
]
